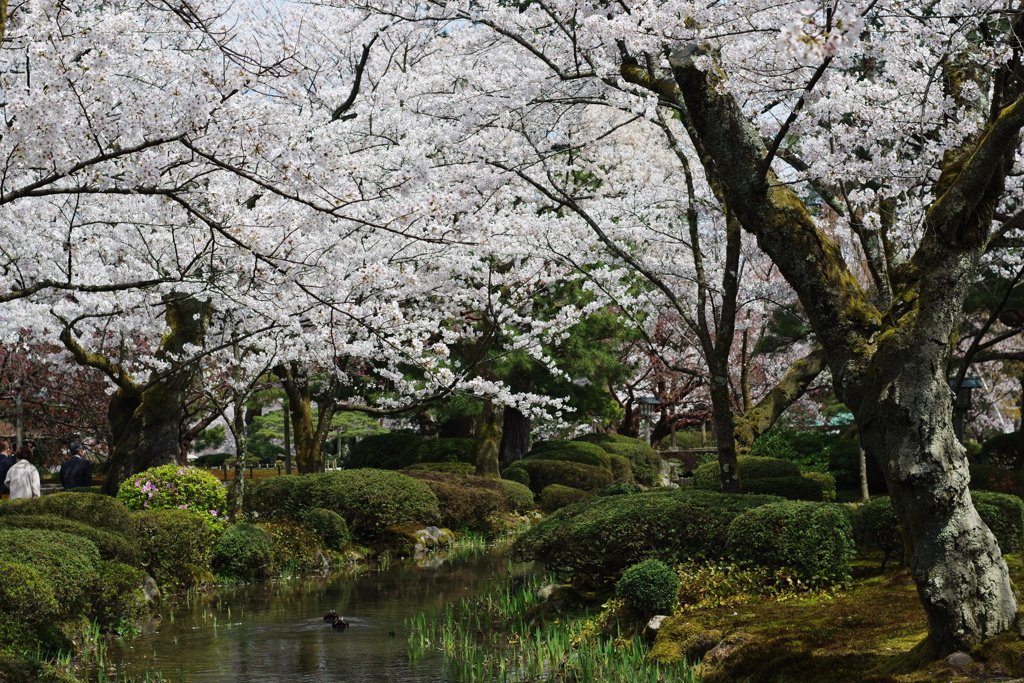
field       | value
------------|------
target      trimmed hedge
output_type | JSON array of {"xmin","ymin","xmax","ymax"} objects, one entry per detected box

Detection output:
[
  {"xmin": 0, "ymin": 529, "xmax": 100, "ymax": 613},
  {"xmin": 540, "ymin": 484, "xmax": 591, "ymax": 513},
  {"xmin": 91, "ymin": 561, "xmax": 149, "ymax": 632},
  {"xmin": 403, "ymin": 438, "xmax": 478, "ymax": 465},
  {"xmin": 0, "ymin": 492, "xmax": 133, "ymax": 531},
  {"xmin": 130, "ymin": 509, "xmax": 217, "ymax": 591},
  {"xmin": 306, "ymin": 508, "xmax": 351, "ymax": 550},
  {"xmin": 726, "ymin": 501, "xmax": 854, "ymax": 584},
  {"xmin": 973, "ymin": 491, "xmax": 1024, "ymax": 554},
  {"xmin": 741, "ymin": 476, "xmax": 825, "ymax": 501},
  {"xmin": 512, "ymin": 489, "xmax": 783, "ymax": 576},
  {"xmin": 0, "ymin": 560, "xmax": 60, "ymax": 626},
  {"xmin": 406, "ymin": 462, "xmax": 475, "ymax": 475},
  {"xmin": 607, "ymin": 454, "xmax": 635, "ymax": 484},
  {"xmin": 595, "ymin": 483, "xmax": 644, "ymax": 497},
  {"xmin": 803, "ymin": 471, "xmax": 837, "ymax": 502},
  {"xmin": 693, "ymin": 456, "xmax": 801, "ymax": 489},
  {"xmin": 616, "ymin": 559, "xmax": 679, "ymax": 614},
  {"xmin": 349, "ymin": 433, "xmax": 422, "ymax": 469},
  {"xmin": 499, "ymin": 479, "xmax": 535, "ymax": 512},
  {"xmin": 212, "ymin": 523, "xmax": 274, "ymax": 582},
  {"xmin": 969, "ymin": 464, "xmax": 1024, "ymax": 495},
  {"xmin": 981, "ymin": 431, "xmax": 1021, "ymax": 469},
  {"xmin": 852, "ymin": 496, "xmax": 903, "ymax": 569},
  {"xmin": 502, "ymin": 466, "xmax": 530, "ymax": 488},
  {"xmin": 244, "ymin": 469, "xmax": 440, "ymax": 539},
  {"xmin": 574, "ymin": 433, "xmax": 661, "ymax": 486},
  {"xmin": 0, "ymin": 514, "xmax": 139, "ymax": 565},
  {"xmin": 261, "ymin": 521, "xmax": 326, "ymax": 575},
  {"xmin": 501, "ymin": 459, "xmax": 613, "ymax": 495},
  {"xmin": 405, "ymin": 471, "xmax": 509, "ymax": 531},
  {"xmin": 528, "ymin": 441, "xmax": 612, "ymax": 469}
]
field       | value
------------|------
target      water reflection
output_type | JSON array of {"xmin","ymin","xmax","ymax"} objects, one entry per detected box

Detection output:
[{"xmin": 104, "ymin": 547, "xmax": 537, "ymax": 682}]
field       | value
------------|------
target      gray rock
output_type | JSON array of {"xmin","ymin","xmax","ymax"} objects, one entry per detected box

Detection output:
[
  {"xmin": 945, "ymin": 651, "xmax": 973, "ymax": 668},
  {"xmin": 140, "ymin": 575, "xmax": 161, "ymax": 604},
  {"xmin": 536, "ymin": 583, "xmax": 571, "ymax": 601}
]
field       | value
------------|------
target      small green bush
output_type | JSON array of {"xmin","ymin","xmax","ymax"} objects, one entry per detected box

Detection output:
[
  {"xmin": 726, "ymin": 501, "xmax": 854, "ymax": 584},
  {"xmin": 972, "ymin": 491, "xmax": 1024, "ymax": 555},
  {"xmin": 0, "ymin": 492, "xmax": 133, "ymax": 531},
  {"xmin": 117, "ymin": 465, "xmax": 227, "ymax": 525},
  {"xmin": 90, "ymin": 561, "xmax": 149, "ymax": 633},
  {"xmin": 527, "ymin": 441, "xmax": 612, "ymax": 469},
  {"xmin": 404, "ymin": 438, "xmax": 478, "ymax": 465},
  {"xmin": 0, "ymin": 529, "xmax": 100, "ymax": 616},
  {"xmin": 616, "ymin": 558, "xmax": 679, "ymax": 614},
  {"xmin": 595, "ymin": 482, "xmax": 644, "ymax": 497},
  {"xmin": 0, "ymin": 653, "xmax": 82, "ymax": 682},
  {"xmin": 501, "ymin": 459, "xmax": 613, "ymax": 495},
  {"xmin": 349, "ymin": 433, "xmax": 422, "ymax": 469},
  {"xmin": 406, "ymin": 462, "xmax": 475, "ymax": 475},
  {"xmin": 981, "ymin": 431, "xmax": 1021, "ymax": 469},
  {"xmin": 0, "ymin": 514, "xmax": 139, "ymax": 565},
  {"xmin": 574, "ymin": 433, "xmax": 661, "ymax": 486},
  {"xmin": 246, "ymin": 470, "xmax": 440, "ymax": 539},
  {"xmin": 693, "ymin": 456, "xmax": 801, "ymax": 489},
  {"xmin": 540, "ymin": 484, "xmax": 591, "ymax": 513},
  {"xmin": 212, "ymin": 523, "xmax": 274, "ymax": 582},
  {"xmin": 405, "ymin": 471, "xmax": 508, "ymax": 531},
  {"xmin": 498, "ymin": 479, "xmax": 535, "ymax": 512},
  {"xmin": 803, "ymin": 471, "xmax": 836, "ymax": 501},
  {"xmin": 130, "ymin": 509, "xmax": 217, "ymax": 591},
  {"xmin": 512, "ymin": 489, "xmax": 783, "ymax": 576},
  {"xmin": 501, "ymin": 466, "xmax": 530, "ymax": 488},
  {"xmin": 0, "ymin": 561, "xmax": 59, "ymax": 625},
  {"xmin": 261, "ymin": 521, "xmax": 325, "ymax": 574},
  {"xmin": 607, "ymin": 454, "xmax": 635, "ymax": 484},
  {"xmin": 741, "ymin": 476, "xmax": 825, "ymax": 501},
  {"xmin": 970, "ymin": 463, "xmax": 1024, "ymax": 495},
  {"xmin": 305, "ymin": 508, "xmax": 351, "ymax": 550},
  {"xmin": 851, "ymin": 496, "xmax": 903, "ymax": 570}
]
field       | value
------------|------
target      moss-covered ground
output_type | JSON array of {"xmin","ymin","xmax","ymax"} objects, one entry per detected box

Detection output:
[{"xmin": 650, "ymin": 553, "xmax": 1024, "ymax": 682}]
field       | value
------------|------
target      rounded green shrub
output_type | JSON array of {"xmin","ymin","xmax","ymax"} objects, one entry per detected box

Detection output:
[
  {"xmin": 970, "ymin": 463, "xmax": 1023, "ymax": 495},
  {"xmin": 404, "ymin": 438, "xmax": 478, "ymax": 465},
  {"xmin": 528, "ymin": 440, "xmax": 612, "ymax": 469},
  {"xmin": 261, "ymin": 521, "xmax": 325, "ymax": 574},
  {"xmin": 405, "ymin": 471, "xmax": 508, "ymax": 531},
  {"xmin": 0, "ymin": 514, "xmax": 139, "ymax": 565},
  {"xmin": 247, "ymin": 470, "xmax": 440, "ymax": 539},
  {"xmin": 512, "ymin": 489, "xmax": 783, "ymax": 576},
  {"xmin": 540, "ymin": 484, "xmax": 591, "ymax": 513},
  {"xmin": 972, "ymin": 491, "xmax": 1024, "ymax": 554},
  {"xmin": 693, "ymin": 456, "xmax": 801, "ymax": 489},
  {"xmin": 852, "ymin": 496, "xmax": 903, "ymax": 568},
  {"xmin": 726, "ymin": 501, "xmax": 854, "ymax": 584},
  {"xmin": 305, "ymin": 508, "xmax": 351, "ymax": 550},
  {"xmin": 90, "ymin": 561, "xmax": 149, "ymax": 633},
  {"xmin": 607, "ymin": 454, "xmax": 635, "ymax": 484},
  {"xmin": 117, "ymin": 465, "xmax": 227, "ymax": 525},
  {"xmin": 741, "ymin": 476, "xmax": 825, "ymax": 501},
  {"xmin": 349, "ymin": 433, "xmax": 422, "ymax": 469},
  {"xmin": 501, "ymin": 466, "xmax": 530, "ymax": 488},
  {"xmin": 130, "ymin": 509, "xmax": 217, "ymax": 591},
  {"xmin": 406, "ymin": 461, "xmax": 475, "ymax": 475},
  {"xmin": 981, "ymin": 431, "xmax": 1021, "ymax": 469},
  {"xmin": 501, "ymin": 459, "xmax": 613, "ymax": 495},
  {"xmin": 498, "ymin": 479, "xmax": 535, "ymax": 512},
  {"xmin": 616, "ymin": 558, "xmax": 679, "ymax": 614},
  {"xmin": 192, "ymin": 452, "xmax": 233, "ymax": 468},
  {"xmin": 0, "ymin": 491, "xmax": 133, "ymax": 531},
  {"xmin": 574, "ymin": 433, "xmax": 661, "ymax": 486},
  {"xmin": 0, "ymin": 529, "xmax": 100, "ymax": 612},
  {"xmin": 212, "ymin": 523, "xmax": 274, "ymax": 582},
  {"xmin": 802, "ymin": 472, "xmax": 836, "ymax": 501},
  {"xmin": 595, "ymin": 482, "xmax": 644, "ymax": 497},
  {"xmin": 0, "ymin": 561, "xmax": 59, "ymax": 625}
]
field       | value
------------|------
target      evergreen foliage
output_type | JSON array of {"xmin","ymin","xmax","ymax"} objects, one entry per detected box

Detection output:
[
  {"xmin": 539, "ymin": 484, "xmax": 591, "ymax": 512},
  {"xmin": 616, "ymin": 558, "xmax": 679, "ymax": 615},
  {"xmin": 212, "ymin": 523, "xmax": 275, "ymax": 581}
]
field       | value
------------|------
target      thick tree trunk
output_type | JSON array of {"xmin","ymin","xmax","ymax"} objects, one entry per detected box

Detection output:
[
  {"xmin": 708, "ymin": 374, "xmax": 740, "ymax": 493},
  {"xmin": 475, "ymin": 399, "xmax": 503, "ymax": 478},
  {"xmin": 499, "ymin": 406, "xmax": 530, "ymax": 465},
  {"xmin": 99, "ymin": 294, "xmax": 209, "ymax": 494},
  {"xmin": 274, "ymin": 363, "xmax": 321, "ymax": 474},
  {"xmin": 857, "ymin": 368, "xmax": 1016, "ymax": 657},
  {"xmin": 230, "ymin": 389, "xmax": 247, "ymax": 521}
]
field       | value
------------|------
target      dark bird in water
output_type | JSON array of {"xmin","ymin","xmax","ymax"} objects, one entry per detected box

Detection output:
[
  {"xmin": 331, "ymin": 616, "xmax": 349, "ymax": 630},
  {"xmin": 323, "ymin": 609, "xmax": 339, "ymax": 623},
  {"xmin": 388, "ymin": 630, "xmax": 396, "ymax": 638}
]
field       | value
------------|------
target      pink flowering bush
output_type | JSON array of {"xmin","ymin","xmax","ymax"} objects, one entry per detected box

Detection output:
[{"xmin": 117, "ymin": 464, "xmax": 227, "ymax": 525}]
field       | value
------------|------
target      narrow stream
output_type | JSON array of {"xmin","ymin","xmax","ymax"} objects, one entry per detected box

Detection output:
[{"xmin": 100, "ymin": 547, "xmax": 538, "ymax": 682}]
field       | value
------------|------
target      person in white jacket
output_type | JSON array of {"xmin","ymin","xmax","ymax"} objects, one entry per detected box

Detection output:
[{"xmin": 5, "ymin": 445, "xmax": 40, "ymax": 499}]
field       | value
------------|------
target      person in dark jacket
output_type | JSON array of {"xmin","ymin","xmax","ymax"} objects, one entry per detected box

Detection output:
[
  {"xmin": 59, "ymin": 441, "xmax": 93, "ymax": 490},
  {"xmin": 0, "ymin": 440, "xmax": 14, "ymax": 496}
]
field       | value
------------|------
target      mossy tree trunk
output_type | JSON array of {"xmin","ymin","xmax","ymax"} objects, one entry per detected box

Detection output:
[
  {"xmin": 273, "ymin": 362, "xmax": 339, "ymax": 474},
  {"xmin": 499, "ymin": 406, "xmax": 531, "ymax": 465},
  {"xmin": 60, "ymin": 293, "xmax": 211, "ymax": 495},
  {"xmin": 475, "ymin": 398, "xmax": 503, "ymax": 478},
  {"xmin": 618, "ymin": 44, "xmax": 1024, "ymax": 654}
]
